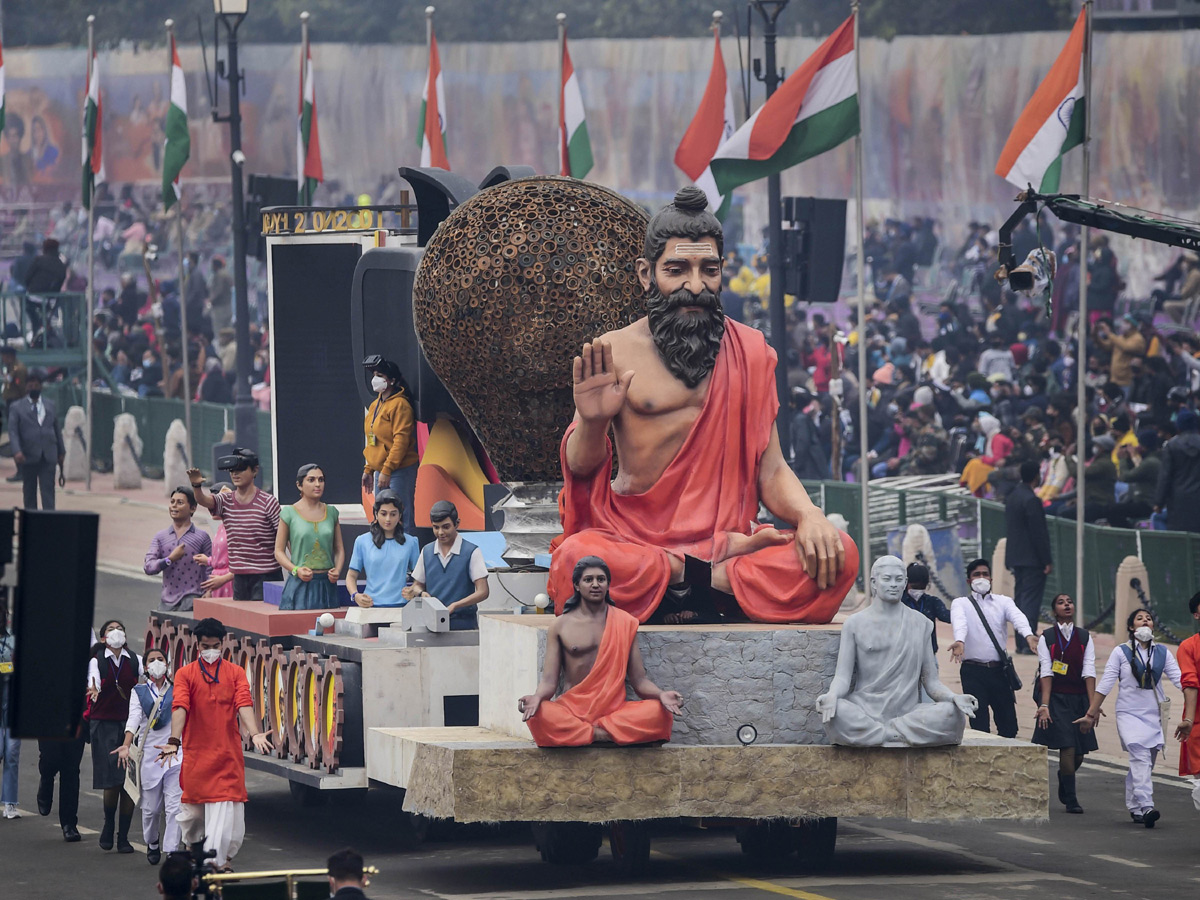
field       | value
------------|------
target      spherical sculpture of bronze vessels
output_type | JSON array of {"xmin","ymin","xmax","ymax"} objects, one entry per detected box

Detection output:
[{"xmin": 412, "ymin": 176, "xmax": 649, "ymax": 482}]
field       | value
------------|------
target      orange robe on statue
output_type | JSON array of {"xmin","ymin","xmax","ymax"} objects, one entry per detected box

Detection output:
[
  {"xmin": 526, "ymin": 606, "xmax": 673, "ymax": 747},
  {"xmin": 549, "ymin": 320, "xmax": 858, "ymax": 623}
]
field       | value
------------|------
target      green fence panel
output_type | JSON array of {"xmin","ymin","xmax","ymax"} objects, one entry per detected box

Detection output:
[
  {"xmin": 1136, "ymin": 529, "xmax": 1200, "ymax": 642},
  {"xmin": 256, "ymin": 411, "xmax": 274, "ymax": 488}
]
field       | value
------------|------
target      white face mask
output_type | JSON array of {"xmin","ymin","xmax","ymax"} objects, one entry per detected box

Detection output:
[
  {"xmin": 106, "ymin": 629, "xmax": 126, "ymax": 649},
  {"xmin": 199, "ymin": 648, "xmax": 221, "ymax": 665},
  {"xmin": 971, "ymin": 578, "xmax": 991, "ymax": 595},
  {"xmin": 907, "ymin": 588, "xmax": 924, "ymax": 601},
  {"xmin": 370, "ymin": 375, "xmax": 388, "ymax": 393},
  {"xmin": 147, "ymin": 660, "xmax": 168, "ymax": 680},
  {"xmin": 1133, "ymin": 626, "xmax": 1154, "ymax": 644}
]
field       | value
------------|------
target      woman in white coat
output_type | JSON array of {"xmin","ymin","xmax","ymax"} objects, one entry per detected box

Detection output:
[
  {"xmin": 1077, "ymin": 609, "xmax": 1182, "ymax": 827},
  {"xmin": 113, "ymin": 648, "xmax": 181, "ymax": 864}
]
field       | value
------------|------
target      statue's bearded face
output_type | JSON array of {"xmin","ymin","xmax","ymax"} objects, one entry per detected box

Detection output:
[{"xmin": 643, "ymin": 238, "xmax": 725, "ymax": 389}]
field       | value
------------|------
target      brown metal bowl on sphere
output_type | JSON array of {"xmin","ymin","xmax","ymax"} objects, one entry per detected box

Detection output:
[{"xmin": 412, "ymin": 176, "xmax": 649, "ymax": 482}]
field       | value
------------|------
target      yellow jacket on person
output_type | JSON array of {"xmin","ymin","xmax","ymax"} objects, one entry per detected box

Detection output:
[{"xmin": 363, "ymin": 389, "xmax": 418, "ymax": 478}]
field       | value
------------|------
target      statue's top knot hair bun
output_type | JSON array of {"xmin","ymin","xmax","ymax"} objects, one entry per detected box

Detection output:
[
  {"xmin": 644, "ymin": 185, "xmax": 724, "ymax": 262},
  {"xmin": 673, "ymin": 185, "xmax": 710, "ymax": 213}
]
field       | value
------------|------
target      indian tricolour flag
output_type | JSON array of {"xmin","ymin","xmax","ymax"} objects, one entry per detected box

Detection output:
[
  {"xmin": 995, "ymin": 8, "xmax": 1087, "ymax": 193},
  {"xmin": 558, "ymin": 30, "xmax": 593, "ymax": 179},
  {"xmin": 674, "ymin": 24, "xmax": 735, "ymax": 218},
  {"xmin": 297, "ymin": 43, "xmax": 323, "ymax": 204},
  {"xmin": 417, "ymin": 24, "xmax": 449, "ymax": 169},
  {"xmin": 162, "ymin": 35, "xmax": 190, "ymax": 211},
  {"xmin": 82, "ymin": 49, "xmax": 104, "ymax": 209},
  {"xmin": 710, "ymin": 15, "xmax": 858, "ymax": 197}
]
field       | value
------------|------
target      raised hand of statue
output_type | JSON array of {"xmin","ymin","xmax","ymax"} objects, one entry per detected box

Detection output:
[
  {"xmin": 953, "ymin": 694, "xmax": 978, "ymax": 718},
  {"xmin": 659, "ymin": 691, "xmax": 684, "ymax": 715},
  {"xmin": 815, "ymin": 691, "xmax": 837, "ymax": 724},
  {"xmin": 793, "ymin": 513, "xmax": 846, "ymax": 590},
  {"xmin": 572, "ymin": 340, "xmax": 634, "ymax": 425},
  {"xmin": 517, "ymin": 694, "xmax": 541, "ymax": 722}
]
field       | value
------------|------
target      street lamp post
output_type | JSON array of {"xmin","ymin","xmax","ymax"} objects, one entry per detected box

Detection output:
[
  {"xmin": 212, "ymin": 0, "xmax": 257, "ymax": 457},
  {"xmin": 752, "ymin": 0, "xmax": 791, "ymax": 458}
]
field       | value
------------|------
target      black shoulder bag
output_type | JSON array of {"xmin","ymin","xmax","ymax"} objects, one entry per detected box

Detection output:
[{"xmin": 967, "ymin": 595, "xmax": 1023, "ymax": 692}]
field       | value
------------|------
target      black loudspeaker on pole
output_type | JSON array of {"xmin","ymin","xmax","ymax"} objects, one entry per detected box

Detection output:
[{"xmin": 9, "ymin": 511, "xmax": 99, "ymax": 740}]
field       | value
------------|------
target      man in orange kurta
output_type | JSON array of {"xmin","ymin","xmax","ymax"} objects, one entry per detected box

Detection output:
[
  {"xmin": 550, "ymin": 187, "xmax": 857, "ymax": 625},
  {"xmin": 520, "ymin": 556, "xmax": 681, "ymax": 747},
  {"xmin": 159, "ymin": 618, "xmax": 273, "ymax": 870},
  {"xmin": 1176, "ymin": 594, "xmax": 1200, "ymax": 812}
]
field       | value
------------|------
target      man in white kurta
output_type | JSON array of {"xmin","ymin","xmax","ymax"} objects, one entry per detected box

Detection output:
[{"xmin": 818, "ymin": 556, "xmax": 977, "ymax": 747}]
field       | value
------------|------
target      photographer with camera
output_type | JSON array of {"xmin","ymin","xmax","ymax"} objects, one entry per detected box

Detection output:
[{"xmin": 157, "ymin": 854, "xmax": 198, "ymax": 900}]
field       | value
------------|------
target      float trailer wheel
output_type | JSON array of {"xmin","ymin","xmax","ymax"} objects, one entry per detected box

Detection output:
[
  {"xmin": 531, "ymin": 822, "xmax": 604, "ymax": 865},
  {"xmin": 608, "ymin": 820, "xmax": 651, "ymax": 876}
]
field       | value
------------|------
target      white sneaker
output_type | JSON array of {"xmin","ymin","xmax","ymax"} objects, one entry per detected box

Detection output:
[{"xmin": 2, "ymin": 803, "xmax": 18, "ymax": 819}]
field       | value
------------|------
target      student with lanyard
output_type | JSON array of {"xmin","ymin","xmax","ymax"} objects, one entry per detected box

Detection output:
[
  {"xmin": 112, "ymin": 648, "xmax": 181, "ymax": 866},
  {"xmin": 1077, "ymin": 609, "xmax": 1183, "ymax": 827},
  {"xmin": 159, "ymin": 617, "xmax": 273, "ymax": 872},
  {"xmin": 1032, "ymin": 594, "xmax": 1098, "ymax": 814},
  {"xmin": 86, "ymin": 619, "xmax": 143, "ymax": 854}
]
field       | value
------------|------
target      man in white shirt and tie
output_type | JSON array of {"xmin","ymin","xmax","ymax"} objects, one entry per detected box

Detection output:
[
  {"xmin": 949, "ymin": 558, "xmax": 1038, "ymax": 738},
  {"xmin": 7, "ymin": 369, "xmax": 65, "ymax": 510}
]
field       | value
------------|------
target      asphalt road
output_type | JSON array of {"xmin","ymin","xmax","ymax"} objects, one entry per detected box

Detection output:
[{"xmin": 2, "ymin": 573, "xmax": 1197, "ymax": 899}]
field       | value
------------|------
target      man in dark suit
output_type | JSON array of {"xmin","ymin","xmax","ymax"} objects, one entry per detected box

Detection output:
[
  {"xmin": 327, "ymin": 847, "xmax": 370, "ymax": 900},
  {"xmin": 1005, "ymin": 459, "xmax": 1053, "ymax": 651},
  {"xmin": 8, "ymin": 369, "xmax": 65, "ymax": 510}
]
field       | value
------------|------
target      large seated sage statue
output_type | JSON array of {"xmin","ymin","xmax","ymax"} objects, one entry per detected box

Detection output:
[{"xmin": 817, "ymin": 556, "xmax": 977, "ymax": 747}]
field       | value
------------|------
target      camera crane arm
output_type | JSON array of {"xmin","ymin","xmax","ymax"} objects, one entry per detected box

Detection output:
[{"xmin": 997, "ymin": 189, "xmax": 1200, "ymax": 291}]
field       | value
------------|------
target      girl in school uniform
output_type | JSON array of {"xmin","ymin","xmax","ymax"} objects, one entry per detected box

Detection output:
[
  {"xmin": 86, "ymin": 619, "xmax": 144, "ymax": 852},
  {"xmin": 1078, "ymin": 609, "xmax": 1182, "ymax": 827},
  {"xmin": 113, "ymin": 648, "xmax": 181, "ymax": 865},
  {"xmin": 1032, "ymin": 594, "xmax": 1098, "ymax": 814}
]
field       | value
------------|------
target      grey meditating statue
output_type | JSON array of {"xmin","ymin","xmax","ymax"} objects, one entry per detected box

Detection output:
[{"xmin": 817, "ymin": 555, "xmax": 978, "ymax": 747}]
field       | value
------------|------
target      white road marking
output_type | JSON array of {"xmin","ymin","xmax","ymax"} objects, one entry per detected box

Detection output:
[
  {"xmin": 16, "ymin": 810, "xmax": 146, "ymax": 852},
  {"xmin": 421, "ymin": 872, "xmax": 1091, "ymax": 900},
  {"xmin": 1090, "ymin": 854, "xmax": 1151, "ymax": 868},
  {"xmin": 997, "ymin": 831, "xmax": 1054, "ymax": 845}
]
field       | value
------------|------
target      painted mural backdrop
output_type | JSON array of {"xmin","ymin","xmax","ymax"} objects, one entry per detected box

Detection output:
[{"xmin": 2, "ymin": 30, "xmax": 1197, "ymax": 282}]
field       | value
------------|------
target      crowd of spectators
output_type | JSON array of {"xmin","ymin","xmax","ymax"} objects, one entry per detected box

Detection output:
[
  {"xmin": 2, "ymin": 184, "xmax": 272, "ymax": 409},
  {"xmin": 722, "ymin": 215, "xmax": 1200, "ymax": 535}
]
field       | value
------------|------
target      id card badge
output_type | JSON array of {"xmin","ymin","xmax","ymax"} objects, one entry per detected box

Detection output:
[
  {"xmin": 0, "ymin": 661, "xmax": 13, "ymax": 674},
  {"xmin": 1051, "ymin": 659, "xmax": 1069, "ymax": 676},
  {"xmin": 367, "ymin": 433, "xmax": 377, "ymax": 447}
]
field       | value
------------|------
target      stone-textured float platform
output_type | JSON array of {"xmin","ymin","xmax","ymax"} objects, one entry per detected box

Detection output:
[
  {"xmin": 478, "ymin": 614, "xmax": 842, "ymax": 746},
  {"xmin": 191, "ymin": 597, "xmax": 348, "ymax": 637},
  {"xmin": 368, "ymin": 726, "xmax": 1046, "ymax": 824}
]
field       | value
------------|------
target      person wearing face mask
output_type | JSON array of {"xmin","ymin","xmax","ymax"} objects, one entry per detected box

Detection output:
[
  {"xmin": 902, "ymin": 563, "xmax": 950, "ymax": 655},
  {"xmin": 7, "ymin": 368, "xmax": 65, "ymax": 510},
  {"xmin": 1077, "ymin": 610, "xmax": 1182, "ymax": 827},
  {"xmin": 948, "ymin": 560, "xmax": 1038, "ymax": 739},
  {"xmin": 159, "ymin": 617, "xmax": 273, "ymax": 872},
  {"xmin": 86, "ymin": 619, "xmax": 144, "ymax": 853},
  {"xmin": 1032, "ymin": 594, "xmax": 1097, "ymax": 814},
  {"xmin": 361, "ymin": 356, "xmax": 418, "ymax": 536},
  {"xmin": 112, "ymin": 649, "xmax": 180, "ymax": 865}
]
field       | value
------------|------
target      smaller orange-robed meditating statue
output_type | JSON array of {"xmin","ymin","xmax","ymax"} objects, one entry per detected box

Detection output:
[{"xmin": 519, "ymin": 556, "xmax": 684, "ymax": 747}]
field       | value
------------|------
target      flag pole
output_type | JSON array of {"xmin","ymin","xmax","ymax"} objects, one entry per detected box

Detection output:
[
  {"xmin": 84, "ymin": 14, "xmax": 96, "ymax": 491},
  {"xmin": 1074, "ymin": 0, "xmax": 1093, "ymax": 626},
  {"xmin": 852, "ymin": 1, "xmax": 868, "ymax": 576},
  {"xmin": 168, "ymin": 18, "xmax": 192, "ymax": 448},
  {"xmin": 557, "ymin": 12, "xmax": 566, "ymax": 175},
  {"xmin": 299, "ymin": 10, "xmax": 310, "ymax": 205}
]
